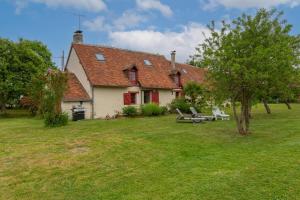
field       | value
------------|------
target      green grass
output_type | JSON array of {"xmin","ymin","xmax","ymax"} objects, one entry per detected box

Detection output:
[{"xmin": 1, "ymin": 104, "xmax": 300, "ymax": 200}]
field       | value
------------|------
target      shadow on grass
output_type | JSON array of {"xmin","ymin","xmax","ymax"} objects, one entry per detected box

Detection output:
[{"xmin": 0, "ymin": 109, "xmax": 32, "ymax": 119}]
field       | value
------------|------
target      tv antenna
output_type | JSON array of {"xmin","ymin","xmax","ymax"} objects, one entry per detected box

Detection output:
[
  {"xmin": 72, "ymin": 13, "xmax": 85, "ymax": 30},
  {"xmin": 53, "ymin": 51, "xmax": 65, "ymax": 71}
]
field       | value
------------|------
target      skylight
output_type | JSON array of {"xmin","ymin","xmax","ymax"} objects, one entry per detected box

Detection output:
[
  {"xmin": 96, "ymin": 53, "xmax": 105, "ymax": 61},
  {"xmin": 144, "ymin": 59, "xmax": 152, "ymax": 66}
]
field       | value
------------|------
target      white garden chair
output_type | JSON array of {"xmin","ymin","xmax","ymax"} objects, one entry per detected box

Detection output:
[
  {"xmin": 212, "ymin": 106, "xmax": 230, "ymax": 120},
  {"xmin": 176, "ymin": 108, "xmax": 205, "ymax": 123},
  {"xmin": 190, "ymin": 107, "xmax": 215, "ymax": 121}
]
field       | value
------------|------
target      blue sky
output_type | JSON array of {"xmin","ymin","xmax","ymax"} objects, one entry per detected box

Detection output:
[{"xmin": 1, "ymin": 0, "xmax": 300, "ymax": 67}]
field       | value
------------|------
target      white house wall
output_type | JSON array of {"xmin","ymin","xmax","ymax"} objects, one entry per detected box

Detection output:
[
  {"xmin": 65, "ymin": 48, "xmax": 92, "ymax": 97},
  {"xmin": 93, "ymin": 87, "xmax": 139, "ymax": 118},
  {"xmin": 93, "ymin": 87, "xmax": 175, "ymax": 118},
  {"xmin": 158, "ymin": 90, "xmax": 176, "ymax": 107}
]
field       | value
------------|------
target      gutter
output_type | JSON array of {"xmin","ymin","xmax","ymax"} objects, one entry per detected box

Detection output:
[{"xmin": 91, "ymin": 86, "xmax": 95, "ymax": 119}]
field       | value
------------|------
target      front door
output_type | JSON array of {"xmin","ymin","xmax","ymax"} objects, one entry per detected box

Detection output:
[{"xmin": 143, "ymin": 90, "xmax": 151, "ymax": 104}]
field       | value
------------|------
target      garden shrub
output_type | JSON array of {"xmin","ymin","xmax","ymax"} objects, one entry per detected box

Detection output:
[
  {"xmin": 169, "ymin": 98, "xmax": 190, "ymax": 113},
  {"xmin": 40, "ymin": 71, "xmax": 68, "ymax": 127},
  {"xmin": 141, "ymin": 103, "xmax": 162, "ymax": 116},
  {"xmin": 122, "ymin": 106, "xmax": 138, "ymax": 117},
  {"xmin": 44, "ymin": 112, "xmax": 68, "ymax": 127},
  {"xmin": 160, "ymin": 106, "xmax": 168, "ymax": 115}
]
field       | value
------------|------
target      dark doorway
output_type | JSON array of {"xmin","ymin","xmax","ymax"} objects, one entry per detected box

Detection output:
[{"xmin": 144, "ymin": 91, "xmax": 151, "ymax": 104}]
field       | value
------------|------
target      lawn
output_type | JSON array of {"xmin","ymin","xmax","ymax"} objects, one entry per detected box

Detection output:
[{"xmin": 1, "ymin": 104, "xmax": 300, "ymax": 200}]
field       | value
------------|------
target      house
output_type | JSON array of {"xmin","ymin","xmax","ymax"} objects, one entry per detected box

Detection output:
[{"xmin": 62, "ymin": 30, "xmax": 206, "ymax": 119}]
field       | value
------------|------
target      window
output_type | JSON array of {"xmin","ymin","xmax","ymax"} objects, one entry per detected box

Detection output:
[
  {"xmin": 174, "ymin": 74, "xmax": 180, "ymax": 87},
  {"xmin": 130, "ymin": 93, "xmax": 136, "ymax": 104},
  {"xmin": 124, "ymin": 92, "xmax": 137, "ymax": 105},
  {"xmin": 152, "ymin": 91, "xmax": 159, "ymax": 104},
  {"xmin": 144, "ymin": 59, "xmax": 152, "ymax": 66},
  {"xmin": 143, "ymin": 91, "xmax": 151, "ymax": 104},
  {"xmin": 96, "ymin": 53, "xmax": 105, "ymax": 61},
  {"xmin": 129, "ymin": 69, "xmax": 137, "ymax": 85}
]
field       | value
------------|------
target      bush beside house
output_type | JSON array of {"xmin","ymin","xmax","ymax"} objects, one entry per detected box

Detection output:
[
  {"xmin": 122, "ymin": 106, "xmax": 138, "ymax": 117},
  {"xmin": 44, "ymin": 112, "xmax": 68, "ymax": 127},
  {"xmin": 141, "ymin": 103, "xmax": 162, "ymax": 116},
  {"xmin": 169, "ymin": 98, "xmax": 190, "ymax": 113},
  {"xmin": 122, "ymin": 104, "xmax": 168, "ymax": 117}
]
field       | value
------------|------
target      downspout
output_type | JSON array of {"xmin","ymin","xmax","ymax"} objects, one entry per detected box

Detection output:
[
  {"xmin": 141, "ymin": 89, "xmax": 143, "ymax": 105},
  {"xmin": 91, "ymin": 86, "xmax": 95, "ymax": 119}
]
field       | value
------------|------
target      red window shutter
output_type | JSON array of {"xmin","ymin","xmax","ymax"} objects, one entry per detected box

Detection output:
[
  {"xmin": 152, "ymin": 91, "xmax": 159, "ymax": 104},
  {"xmin": 123, "ymin": 93, "xmax": 131, "ymax": 105}
]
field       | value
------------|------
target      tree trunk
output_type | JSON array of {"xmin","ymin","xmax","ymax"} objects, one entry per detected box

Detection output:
[
  {"xmin": 248, "ymin": 103, "xmax": 252, "ymax": 119},
  {"xmin": 232, "ymin": 101, "xmax": 244, "ymax": 134},
  {"xmin": 244, "ymin": 99, "xmax": 250, "ymax": 133},
  {"xmin": 0, "ymin": 103, "xmax": 6, "ymax": 114},
  {"xmin": 55, "ymin": 100, "xmax": 62, "ymax": 115},
  {"xmin": 284, "ymin": 101, "xmax": 292, "ymax": 110},
  {"xmin": 262, "ymin": 99, "xmax": 271, "ymax": 114},
  {"xmin": 232, "ymin": 97, "xmax": 250, "ymax": 135},
  {"xmin": 232, "ymin": 88, "xmax": 251, "ymax": 135}
]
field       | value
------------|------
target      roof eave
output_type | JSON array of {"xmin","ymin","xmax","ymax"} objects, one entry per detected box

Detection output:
[{"xmin": 63, "ymin": 98, "xmax": 92, "ymax": 102}]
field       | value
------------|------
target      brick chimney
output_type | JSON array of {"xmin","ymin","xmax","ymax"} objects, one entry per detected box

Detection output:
[
  {"xmin": 73, "ymin": 30, "xmax": 83, "ymax": 44},
  {"xmin": 171, "ymin": 50, "xmax": 176, "ymax": 70}
]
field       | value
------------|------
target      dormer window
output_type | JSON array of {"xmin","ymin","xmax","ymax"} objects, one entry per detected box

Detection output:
[
  {"xmin": 96, "ymin": 53, "xmax": 105, "ymax": 61},
  {"xmin": 174, "ymin": 74, "xmax": 181, "ymax": 87},
  {"xmin": 144, "ymin": 59, "xmax": 152, "ymax": 66},
  {"xmin": 129, "ymin": 68, "xmax": 137, "ymax": 85}
]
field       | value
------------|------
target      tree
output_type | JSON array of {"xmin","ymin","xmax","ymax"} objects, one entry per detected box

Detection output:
[
  {"xmin": 183, "ymin": 81, "xmax": 210, "ymax": 112},
  {"xmin": 30, "ymin": 69, "xmax": 69, "ymax": 127},
  {"xmin": 0, "ymin": 38, "xmax": 54, "ymax": 113},
  {"xmin": 188, "ymin": 56, "xmax": 203, "ymax": 68},
  {"xmin": 257, "ymin": 34, "xmax": 300, "ymax": 114},
  {"xmin": 184, "ymin": 81, "xmax": 205, "ymax": 105},
  {"xmin": 27, "ymin": 74, "xmax": 47, "ymax": 115},
  {"xmin": 0, "ymin": 39, "xmax": 17, "ymax": 112},
  {"xmin": 42, "ymin": 69, "xmax": 68, "ymax": 116},
  {"xmin": 195, "ymin": 9, "xmax": 300, "ymax": 135}
]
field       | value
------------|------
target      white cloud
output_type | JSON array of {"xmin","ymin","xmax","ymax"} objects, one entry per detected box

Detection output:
[
  {"xmin": 113, "ymin": 11, "xmax": 147, "ymax": 30},
  {"xmin": 136, "ymin": 0, "xmax": 173, "ymax": 17},
  {"xmin": 84, "ymin": 10, "xmax": 147, "ymax": 32},
  {"xmin": 109, "ymin": 23, "xmax": 210, "ymax": 62},
  {"xmin": 202, "ymin": 0, "xmax": 300, "ymax": 10},
  {"xmin": 14, "ymin": 0, "xmax": 106, "ymax": 13},
  {"xmin": 83, "ymin": 16, "xmax": 111, "ymax": 32},
  {"xmin": 14, "ymin": 1, "xmax": 27, "ymax": 14}
]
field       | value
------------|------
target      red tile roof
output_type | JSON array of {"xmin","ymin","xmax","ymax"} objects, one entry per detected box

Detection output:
[
  {"xmin": 71, "ymin": 44, "xmax": 206, "ymax": 89},
  {"xmin": 63, "ymin": 73, "xmax": 91, "ymax": 102},
  {"xmin": 175, "ymin": 63, "xmax": 207, "ymax": 86}
]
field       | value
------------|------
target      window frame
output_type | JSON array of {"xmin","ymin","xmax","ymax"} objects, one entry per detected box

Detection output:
[
  {"xmin": 95, "ymin": 53, "xmax": 105, "ymax": 61},
  {"xmin": 130, "ymin": 92, "xmax": 137, "ymax": 104},
  {"xmin": 144, "ymin": 59, "xmax": 152, "ymax": 66},
  {"xmin": 129, "ymin": 69, "xmax": 137, "ymax": 85},
  {"xmin": 174, "ymin": 74, "xmax": 181, "ymax": 87}
]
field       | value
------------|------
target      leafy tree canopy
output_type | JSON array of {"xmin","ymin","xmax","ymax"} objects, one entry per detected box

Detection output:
[
  {"xmin": 194, "ymin": 9, "xmax": 300, "ymax": 135},
  {"xmin": 0, "ymin": 38, "xmax": 55, "ymax": 112}
]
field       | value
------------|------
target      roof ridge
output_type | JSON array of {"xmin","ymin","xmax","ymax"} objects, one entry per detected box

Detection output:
[
  {"xmin": 175, "ymin": 62, "xmax": 197, "ymax": 68},
  {"xmin": 164, "ymin": 61, "xmax": 201, "ymax": 69},
  {"xmin": 75, "ymin": 43, "xmax": 166, "ymax": 58}
]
